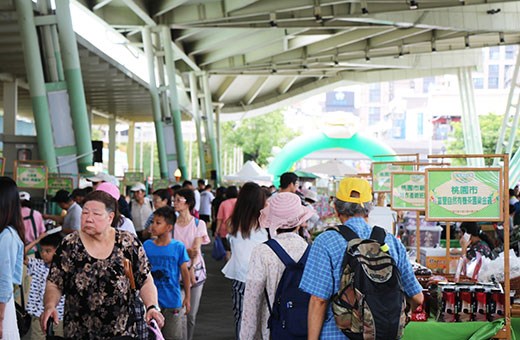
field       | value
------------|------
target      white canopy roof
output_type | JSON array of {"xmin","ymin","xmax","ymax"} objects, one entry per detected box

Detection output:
[{"xmin": 223, "ymin": 160, "xmax": 273, "ymax": 183}]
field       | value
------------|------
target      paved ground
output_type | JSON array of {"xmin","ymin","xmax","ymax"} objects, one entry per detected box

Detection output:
[{"xmin": 193, "ymin": 242, "xmax": 235, "ymax": 340}]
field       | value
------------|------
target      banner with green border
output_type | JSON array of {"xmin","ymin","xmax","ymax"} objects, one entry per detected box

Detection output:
[
  {"xmin": 123, "ymin": 171, "xmax": 144, "ymax": 185},
  {"xmin": 425, "ymin": 168, "xmax": 503, "ymax": 221},
  {"xmin": 15, "ymin": 163, "xmax": 47, "ymax": 189},
  {"xmin": 391, "ymin": 172, "xmax": 425, "ymax": 211},
  {"xmin": 152, "ymin": 178, "xmax": 171, "ymax": 190},
  {"xmin": 47, "ymin": 176, "xmax": 74, "ymax": 196},
  {"xmin": 372, "ymin": 162, "xmax": 415, "ymax": 192}
]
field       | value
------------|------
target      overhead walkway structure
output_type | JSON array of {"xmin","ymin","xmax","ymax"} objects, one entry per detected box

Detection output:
[{"xmin": 2, "ymin": 0, "xmax": 520, "ymax": 181}]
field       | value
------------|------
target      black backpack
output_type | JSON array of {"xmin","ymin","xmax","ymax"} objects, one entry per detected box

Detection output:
[
  {"xmin": 331, "ymin": 225, "xmax": 407, "ymax": 340},
  {"xmin": 264, "ymin": 239, "xmax": 310, "ymax": 340}
]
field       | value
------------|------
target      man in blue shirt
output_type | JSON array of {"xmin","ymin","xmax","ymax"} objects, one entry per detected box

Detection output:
[{"xmin": 300, "ymin": 177, "xmax": 423, "ymax": 339}]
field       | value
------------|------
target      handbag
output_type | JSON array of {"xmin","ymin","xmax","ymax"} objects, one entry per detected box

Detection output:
[
  {"xmin": 123, "ymin": 258, "xmax": 148, "ymax": 338},
  {"xmin": 15, "ymin": 284, "xmax": 31, "ymax": 337},
  {"xmin": 212, "ymin": 237, "xmax": 226, "ymax": 261}
]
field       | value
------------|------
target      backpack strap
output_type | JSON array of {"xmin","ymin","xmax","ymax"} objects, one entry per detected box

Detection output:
[
  {"xmin": 24, "ymin": 209, "xmax": 40, "ymax": 249},
  {"xmin": 369, "ymin": 225, "xmax": 387, "ymax": 245},
  {"xmin": 264, "ymin": 239, "xmax": 296, "ymax": 267},
  {"xmin": 336, "ymin": 224, "xmax": 360, "ymax": 242}
]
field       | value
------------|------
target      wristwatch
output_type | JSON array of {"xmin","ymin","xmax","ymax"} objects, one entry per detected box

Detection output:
[{"xmin": 146, "ymin": 304, "xmax": 161, "ymax": 313}]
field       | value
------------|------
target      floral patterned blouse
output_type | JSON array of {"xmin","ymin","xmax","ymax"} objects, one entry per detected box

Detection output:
[
  {"xmin": 239, "ymin": 232, "xmax": 308, "ymax": 340},
  {"xmin": 467, "ymin": 239, "xmax": 493, "ymax": 260},
  {"xmin": 47, "ymin": 230, "xmax": 150, "ymax": 339}
]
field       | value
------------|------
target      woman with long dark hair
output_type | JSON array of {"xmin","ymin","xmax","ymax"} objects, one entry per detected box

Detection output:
[
  {"xmin": 173, "ymin": 188, "xmax": 210, "ymax": 340},
  {"xmin": 222, "ymin": 182, "xmax": 268, "ymax": 339},
  {"xmin": 0, "ymin": 176, "xmax": 25, "ymax": 339}
]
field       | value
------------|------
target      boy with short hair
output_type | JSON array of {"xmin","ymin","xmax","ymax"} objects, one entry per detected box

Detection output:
[
  {"xmin": 144, "ymin": 206, "xmax": 191, "ymax": 340},
  {"xmin": 24, "ymin": 232, "xmax": 65, "ymax": 339}
]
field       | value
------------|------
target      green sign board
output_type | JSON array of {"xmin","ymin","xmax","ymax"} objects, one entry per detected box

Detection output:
[
  {"xmin": 153, "ymin": 178, "xmax": 171, "ymax": 190},
  {"xmin": 47, "ymin": 176, "xmax": 74, "ymax": 196},
  {"xmin": 0, "ymin": 157, "xmax": 4, "ymax": 175},
  {"xmin": 15, "ymin": 163, "xmax": 47, "ymax": 189},
  {"xmin": 425, "ymin": 168, "xmax": 503, "ymax": 222},
  {"xmin": 372, "ymin": 162, "xmax": 415, "ymax": 192},
  {"xmin": 391, "ymin": 172, "xmax": 425, "ymax": 211},
  {"xmin": 124, "ymin": 171, "xmax": 144, "ymax": 185}
]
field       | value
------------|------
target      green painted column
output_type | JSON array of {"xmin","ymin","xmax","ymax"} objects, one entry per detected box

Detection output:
[
  {"xmin": 142, "ymin": 27, "xmax": 169, "ymax": 179},
  {"xmin": 161, "ymin": 26, "xmax": 188, "ymax": 179},
  {"xmin": 127, "ymin": 121, "xmax": 136, "ymax": 171},
  {"xmin": 54, "ymin": 0, "xmax": 93, "ymax": 173},
  {"xmin": 16, "ymin": 0, "xmax": 58, "ymax": 170},
  {"xmin": 189, "ymin": 72, "xmax": 207, "ymax": 177},
  {"xmin": 202, "ymin": 72, "xmax": 220, "ymax": 185}
]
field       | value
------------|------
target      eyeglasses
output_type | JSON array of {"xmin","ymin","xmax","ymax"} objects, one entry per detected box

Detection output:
[{"xmin": 174, "ymin": 197, "xmax": 187, "ymax": 203}]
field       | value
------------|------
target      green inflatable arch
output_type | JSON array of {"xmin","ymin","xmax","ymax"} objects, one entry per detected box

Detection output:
[{"xmin": 268, "ymin": 132, "xmax": 398, "ymax": 185}]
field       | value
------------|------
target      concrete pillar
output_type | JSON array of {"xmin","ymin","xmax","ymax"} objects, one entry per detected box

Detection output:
[
  {"xmin": 161, "ymin": 26, "xmax": 187, "ymax": 179},
  {"xmin": 127, "ymin": 121, "xmax": 136, "ymax": 170},
  {"xmin": 142, "ymin": 26, "xmax": 169, "ymax": 178},
  {"xmin": 108, "ymin": 116, "xmax": 116, "ymax": 174},
  {"xmin": 3, "ymin": 81, "xmax": 17, "ymax": 135},
  {"xmin": 55, "ymin": 0, "xmax": 93, "ymax": 172},
  {"xmin": 189, "ymin": 72, "xmax": 206, "ymax": 177},
  {"xmin": 201, "ymin": 72, "xmax": 220, "ymax": 185},
  {"xmin": 16, "ymin": 0, "xmax": 58, "ymax": 170}
]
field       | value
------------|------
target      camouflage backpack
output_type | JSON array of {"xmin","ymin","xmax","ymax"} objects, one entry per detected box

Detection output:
[{"xmin": 331, "ymin": 225, "xmax": 407, "ymax": 340}]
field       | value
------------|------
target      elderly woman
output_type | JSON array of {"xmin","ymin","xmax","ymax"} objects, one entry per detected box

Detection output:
[
  {"xmin": 0, "ymin": 177, "xmax": 25, "ymax": 340},
  {"xmin": 240, "ymin": 192, "xmax": 314, "ymax": 340},
  {"xmin": 40, "ymin": 191, "xmax": 164, "ymax": 338},
  {"xmin": 459, "ymin": 221, "xmax": 496, "ymax": 260}
]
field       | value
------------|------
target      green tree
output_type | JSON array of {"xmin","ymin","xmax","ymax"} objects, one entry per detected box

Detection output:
[
  {"xmin": 446, "ymin": 113, "xmax": 520, "ymax": 165},
  {"xmin": 221, "ymin": 110, "xmax": 299, "ymax": 166}
]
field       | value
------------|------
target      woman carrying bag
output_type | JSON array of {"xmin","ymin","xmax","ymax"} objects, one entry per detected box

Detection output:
[{"xmin": 0, "ymin": 177, "xmax": 25, "ymax": 340}]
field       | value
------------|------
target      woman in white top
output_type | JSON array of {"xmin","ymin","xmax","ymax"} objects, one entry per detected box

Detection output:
[
  {"xmin": 240, "ymin": 192, "xmax": 314, "ymax": 340},
  {"xmin": 222, "ymin": 182, "xmax": 268, "ymax": 339},
  {"xmin": 174, "ymin": 188, "xmax": 210, "ymax": 340}
]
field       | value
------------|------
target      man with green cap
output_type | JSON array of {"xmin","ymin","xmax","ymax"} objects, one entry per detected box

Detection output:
[{"xmin": 299, "ymin": 177, "xmax": 423, "ymax": 339}]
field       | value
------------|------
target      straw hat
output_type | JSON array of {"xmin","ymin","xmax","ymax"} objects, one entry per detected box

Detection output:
[{"xmin": 259, "ymin": 192, "xmax": 315, "ymax": 236}]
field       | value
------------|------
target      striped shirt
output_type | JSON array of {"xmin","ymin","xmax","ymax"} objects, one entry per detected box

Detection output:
[
  {"xmin": 299, "ymin": 217, "xmax": 422, "ymax": 339},
  {"xmin": 26, "ymin": 257, "xmax": 65, "ymax": 319}
]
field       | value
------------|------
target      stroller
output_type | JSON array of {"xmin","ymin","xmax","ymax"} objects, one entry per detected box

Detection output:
[{"xmin": 45, "ymin": 318, "xmax": 164, "ymax": 340}]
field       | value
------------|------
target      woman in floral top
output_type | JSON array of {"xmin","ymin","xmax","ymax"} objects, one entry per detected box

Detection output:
[
  {"xmin": 41, "ymin": 191, "xmax": 164, "ymax": 339},
  {"xmin": 460, "ymin": 221, "xmax": 495, "ymax": 260}
]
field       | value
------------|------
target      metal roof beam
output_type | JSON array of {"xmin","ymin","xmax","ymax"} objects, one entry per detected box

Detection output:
[
  {"xmin": 242, "ymin": 76, "xmax": 268, "ymax": 105},
  {"xmin": 215, "ymin": 76, "xmax": 237, "ymax": 101},
  {"xmin": 277, "ymin": 76, "xmax": 297, "ymax": 94},
  {"xmin": 199, "ymin": 29, "xmax": 286, "ymax": 66},
  {"xmin": 152, "ymin": 0, "xmax": 191, "ymax": 17}
]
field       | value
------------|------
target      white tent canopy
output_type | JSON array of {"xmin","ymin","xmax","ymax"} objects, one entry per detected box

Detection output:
[
  {"xmin": 223, "ymin": 160, "xmax": 273, "ymax": 184},
  {"xmin": 300, "ymin": 159, "xmax": 358, "ymax": 177}
]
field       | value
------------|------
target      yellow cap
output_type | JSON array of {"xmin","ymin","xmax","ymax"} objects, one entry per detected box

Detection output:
[{"xmin": 336, "ymin": 177, "xmax": 372, "ymax": 204}]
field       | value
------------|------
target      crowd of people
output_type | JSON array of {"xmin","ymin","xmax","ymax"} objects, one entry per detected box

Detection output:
[{"xmin": 4, "ymin": 169, "xmax": 514, "ymax": 340}]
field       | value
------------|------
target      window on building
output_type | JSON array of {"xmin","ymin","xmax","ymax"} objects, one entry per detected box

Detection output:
[
  {"xmin": 489, "ymin": 47, "xmax": 500, "ymax": 60},
  {"xmin": 369, "ymin": 83, "xmax": 381, "ymax": 103},
  {"xmin": 368, "ymin": 107, "xmax": 381, "ymax": 125},
  {"xmin": 488, "ymin": 65, "xmax": 499, "ymax": 89},
  {"xmin": 504, "ymin": 64, "xmax": 513, "ymax": 88},
  {"xmin": 423, "ymin": 77, "xmax": 435, "ymax": 94},
  {"xmin": 506, "ymin": 45, "xmax": 516, "ymax": 60},
  {"xmin": 417, "ymin": 112, "xmax": 424, "ymax": 135},
  {"xmin": 473, "ymin": 77, "xmax": 484, "ymax": 89}
]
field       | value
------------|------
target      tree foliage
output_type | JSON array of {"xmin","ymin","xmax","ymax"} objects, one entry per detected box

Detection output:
[
  {"xmin": 446, "ymin": 113, "xmax": 520, "ymax": 165},
  {"xmin": 221, "ymin": 110, "xmax": 299, "ymax": 166}
]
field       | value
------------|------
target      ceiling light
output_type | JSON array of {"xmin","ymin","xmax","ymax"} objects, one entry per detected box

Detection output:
[{"xmin": 409, "ymin": 1, "xmax": 418, "ymax": 10}]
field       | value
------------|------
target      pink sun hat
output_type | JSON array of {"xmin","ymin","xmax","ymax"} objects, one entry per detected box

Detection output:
[
  {"xmin": 96, "ymin": 182, "xmax": 121, "ymax": 201},
  {"xmin": 259, "ymin": 192, "xmax": 315, "ymax": 236}
]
